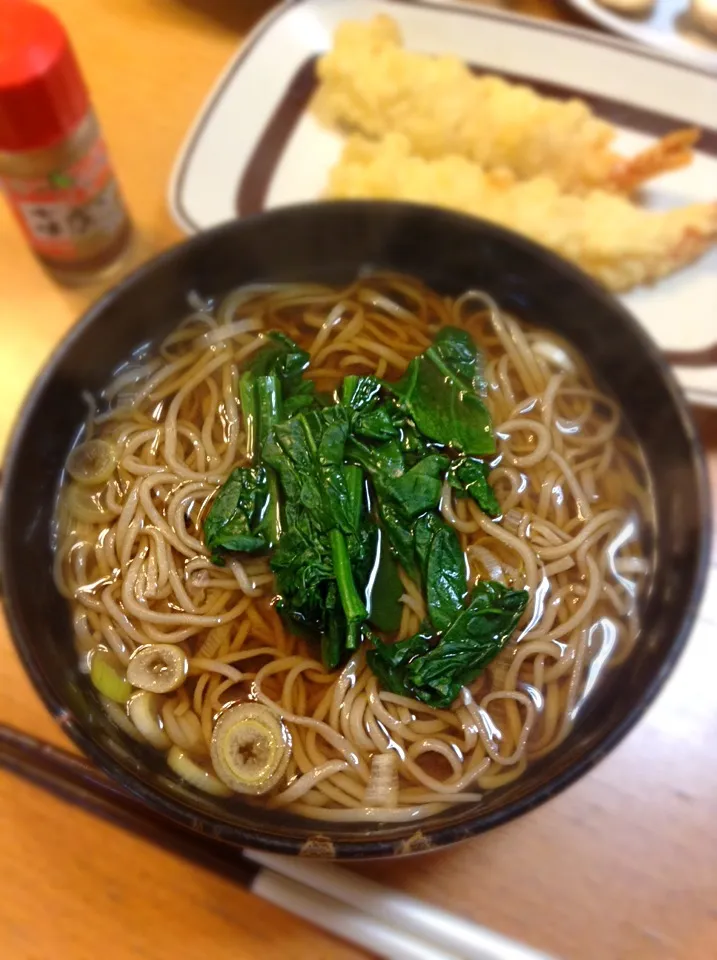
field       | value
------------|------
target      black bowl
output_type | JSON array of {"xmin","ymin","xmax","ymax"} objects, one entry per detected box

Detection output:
[{"xmin": 0, "ymin": 202, "xmax": 710, "ymax": 859}]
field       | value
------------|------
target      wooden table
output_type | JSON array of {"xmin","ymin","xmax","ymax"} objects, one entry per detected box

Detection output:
[{"xmin": 1, "ymin": 2, "xmax": 715, "ymax": 958}]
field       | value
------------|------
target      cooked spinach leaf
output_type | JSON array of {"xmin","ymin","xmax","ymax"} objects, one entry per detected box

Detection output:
[
  {"xmin": 322, "ymin": 591, "xmax": 346, "ymax": 672},
  {"xmin": 344, "ymin": 435, "xmax": 416, "ymax": 569},
  {"xmin": 203, "ymin": 467, "xmax": 270, "ymax": 560},
  {"xmin": 447, "ymin": 456, "xmax": 501, "ymax": 518},
  {"xmin": 272, "ymin": 514, "xmax": 367, "ymax": 661},
  {"xmin": 207, "ymin": 372, "xmax": 286, "ymax": 557},
  {"xmin": 365, "ymin": 629, "xmax": 432, "ymax": 697},
  {"xmin": 367, "ymin": 581, "xmax": 528, "ymax": 709},
  {"xmin": 391, "ymin": 326, "xmax": 494, "ymax": 456},
  {"xmin": 246, "ymin": 332, "xmax": 315, "ymax": 415},
  {"xmin": 204, "ymin": 322, "xmax": 505, "ymax": 682},
  {"xmin": 428, "ymin": 326, "xmax": 485, "ymax": 395},
  {"xmin": 409, "ymin": 581, "xmax": 528, "ymax": 706},
  {"xmin": 345, "ymin": 436, "xmax": 404, "ymax": 481},
  {"xmin": 253, "ymin": 375, "xmax": 283, "ymax": 545},
  {"xmin": 283, "ymin": 380, "xmax": 316, "ymax": 417},
  {"xmin": 345, "ymin": 442, "xmax": 445, "ymax": 523},
  {"xmin": 414, "ymin": 513, "xmax": 467, "ymax": 632},
  {"xmin": 246, "ymin": 331, "xmax": 309, "ymax": 382},
  {"xmin": 342, "ymin": 375, "xmax": 402, "ymax": 441},
  {"xmin": 377, "ymin": 499, "xmax": 419, "ymax": 576},
  {"xmin": 342, "ymin": 375, "xmax": 382, "ymax": 413},
  {"xmin": 329, "ymin": 528, "xmax": 368, "ymax": 649},
  {"xmin": 398, "ymin": 420, "xmax": 431, "ymax": 467},
  {"xmin": 385, "ymin": 456, "xmax": 447, "ymax": 519},
  {"xmin": 265, "ymin": 406, "xmax": 370, "ymax": 662},
  {"xmin": 238, "ymin": 371, "xmax": 258, "ymax": 461},
  {"xmin": 365, "ymin": 530, "xmax": 403, "ymax": 634},
  {"xmin": 264, "ymin": 408, "xmax": 354, "ymax": 534},
  {"xmin": 271, "ymin": 509, "xmax": 335, "ymax": 639}
]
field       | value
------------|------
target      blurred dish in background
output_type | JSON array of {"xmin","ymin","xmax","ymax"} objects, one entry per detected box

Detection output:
[
  {"xmin": 169, "ymin": 0, "xmax": 717, "ymax": 404},
  {"xmin": 314, "ymin": 14, "xmax": 699, "ymax": 198},
  {"xmin": 690, "ymin": 0, "xmax": 717, "ymax": 37},
  {"xmin": 563, "ymin": 0, "xmax": 717, "ymax": 72},
  {"xmin": 317, "ymin": 15, "xmax": 714, "ymax": 293}
]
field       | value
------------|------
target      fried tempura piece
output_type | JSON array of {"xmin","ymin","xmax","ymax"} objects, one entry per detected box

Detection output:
[
  {"xmin": 315, "ymin": 16, "xmax": 697, "ymax": 195},
  {"xmin": 327, "ymin": 135, "xmax": 717, "ymax": 291}
]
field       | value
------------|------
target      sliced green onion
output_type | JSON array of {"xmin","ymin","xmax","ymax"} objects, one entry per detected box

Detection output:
[
  {"xmin": 98, "ymin": 696, "xmax": 145, "ymax": 743},
  {"xmin": 90, "ymin": 649, "xmax": 132, "ymax": 703},
  {"xmin": 66, "ymin": 439, "xmax": 117, "ymax": 485},
  {"xmin": 128, "ymin": 691, "xmax": 170, "ymax": 750},
  {"xmin": 167, "ymin": 745, "xmax": 232, "ymax": 797},
  {"xmin": 65, "ymin": 484, "xmax": 112, "ymax": 523},
  {"xmin": 364, "ymin": 751, "xmax": 399, "ymax": 808},
  {"xmin": 126, "ymin": 644, "xmax": 188, "ymax": 694},
  {"xmin": 210, "ymin": 702, "xmax": 290, "ymax": 795}
]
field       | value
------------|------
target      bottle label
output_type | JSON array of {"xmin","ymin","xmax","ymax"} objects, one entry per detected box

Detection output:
[{"xmin": 0, "ymin": 135, "xmax": 127, "ymax": 264}]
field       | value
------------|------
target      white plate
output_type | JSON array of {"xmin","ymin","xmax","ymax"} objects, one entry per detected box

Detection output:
[
  {"xmin": 169, "ymin": 0, "xmax": 717, "ymax": 405},
  {"xmin": 562, "ymin": 0, "xmax": 717, "ymax": 73}
]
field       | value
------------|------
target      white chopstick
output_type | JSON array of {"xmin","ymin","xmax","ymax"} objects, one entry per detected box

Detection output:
[
  {"xmin": 247, "ymin": 850, "xmax": 556, "ymax": 960},
  {"xmin": 255, "ymin": 868, "xmax": 463, "ymax": 960}
]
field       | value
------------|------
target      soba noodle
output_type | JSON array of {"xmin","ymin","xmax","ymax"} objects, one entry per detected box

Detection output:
[{"xmin": 54, "ymin": 275, "xmax": 652, "ymax": 821}]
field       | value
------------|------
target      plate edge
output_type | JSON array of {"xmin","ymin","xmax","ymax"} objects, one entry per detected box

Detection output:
[
  {"xmin": 167, "ymin": 0, "xmax": 296, "ymax": 233},
  {"xmin": 168, "ymin": 0, "xmax": 717, "ymax": 234}
]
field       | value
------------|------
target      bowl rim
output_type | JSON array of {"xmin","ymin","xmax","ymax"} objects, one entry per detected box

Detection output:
[{"xmin": 1, "ymin": 200, "xmax": 712, "ymax": 859}]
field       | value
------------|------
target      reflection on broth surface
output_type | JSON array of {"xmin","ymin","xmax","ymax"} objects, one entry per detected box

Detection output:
[{"xmin": 54, "ymin": 275, "xmax": 653, "ymax": 822}]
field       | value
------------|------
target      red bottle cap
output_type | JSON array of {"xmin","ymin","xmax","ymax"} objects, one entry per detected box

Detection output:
[{"xmin": 0, "ymin": 0, "xmax": 89, "ymax": 152}]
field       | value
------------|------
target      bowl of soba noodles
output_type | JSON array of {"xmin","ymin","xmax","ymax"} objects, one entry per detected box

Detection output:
[{"xmin": 0, "ymin": 202, "xmax": 709, "ymax": 858}]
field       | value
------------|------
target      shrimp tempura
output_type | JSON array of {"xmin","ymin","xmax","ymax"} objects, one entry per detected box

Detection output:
[
  {"xmin": 315, "ymin": 16, "xmax": 697, "ymax": 195},
  {"xmin": 327, "ymin": 135, "xmax": 717, "ymax": 292}
]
